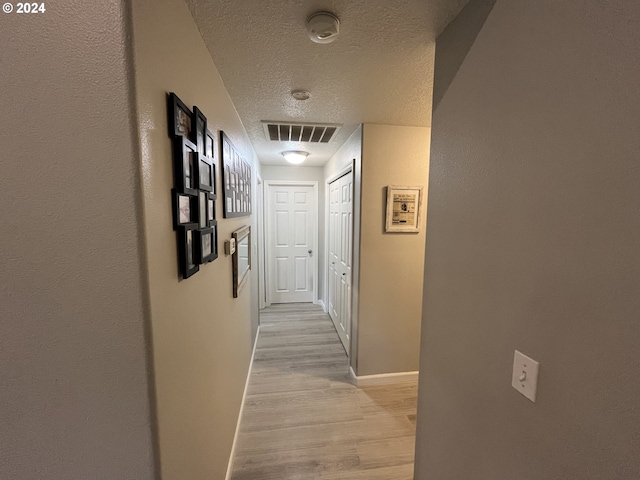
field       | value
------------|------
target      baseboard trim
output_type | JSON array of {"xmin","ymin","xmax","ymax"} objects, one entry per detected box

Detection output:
[
  {"xmin": 349, "ymin": 366, "xmax": 419, "ymax": 386},
  {"xmin": 225, "ymin": 326, "xmax": 260, "ymax": 480},
  {"xmin": 317, "ymin": 299, "xmax": 326, "ymax": 312}
]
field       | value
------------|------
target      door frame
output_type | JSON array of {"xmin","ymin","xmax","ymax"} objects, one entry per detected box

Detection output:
[
  {"xmin": 324, "ymin": 164, "xmax": 353, "ymax": 314},
  {"xmin": 264, "ymin": 180, "xmax": 319, "ymax": 307},
  {"xmin": 256, "ymin": 175, "xmax": 266, "ymax": 310}
]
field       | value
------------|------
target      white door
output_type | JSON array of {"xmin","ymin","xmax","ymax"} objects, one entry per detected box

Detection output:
[
  {"xmin": 267, "ymin": 183, "xmax": 316, "ymax": 304},
  {"xmin": 328, "ymin": 172, "xmax": 353, "ymax": 353}
]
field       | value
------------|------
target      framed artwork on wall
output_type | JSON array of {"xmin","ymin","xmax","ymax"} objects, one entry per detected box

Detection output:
[
  {"xmin": 168, "ymin": 92, "xmax": 192, "ymax": 138},
  {"xmin": 220, "ymin": 131, "xmax": 251, "ymax": 218},
  {"xmin": 205, "ymin": 129, "xmax": 215, "ymax": 158},
  {"xmin": 172, "ymin": 190, "xmax": 198, "ymax": 229},
  {"xmin": 196, "ymin": 154, "xmax": 215, "ymax": 193},
  {"xmin": 173, "ymin": 136, "xmax": 198, "ymax": 196},
  {"xmin": 385, "ymin": 185, "xmax": 424, "ymax": 233},
  {"xmin": 178, "ymin": 225, "xmax": 199, "ymax": 279},
  {"xmin": 196, "ymin": 225, "xmax": 217, "ymax": 263},
  {"xmin": 192, "ymin": 106, "xmax": 207, "ymax": 155}
]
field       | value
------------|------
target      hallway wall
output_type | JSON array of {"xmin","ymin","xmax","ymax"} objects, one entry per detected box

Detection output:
[
  {"xmin": 357, "ymin": 124, "xmax": 430, "ymax": 375},
  {"xmin": 0, "ymin": 2, "xmax": 156, "ymax": 478},
  {"xmin": 131, "ymin": 0, "xmax": 259, "ymax": 479},
  {"xmin": 415, "ymin": 1, "xmax": 640, "ymax": 478}
]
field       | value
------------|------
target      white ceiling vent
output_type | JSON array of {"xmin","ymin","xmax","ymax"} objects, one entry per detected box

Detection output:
[{"xmin": 262, "ymin": 121, "xmax": 342, "ymax": 143}]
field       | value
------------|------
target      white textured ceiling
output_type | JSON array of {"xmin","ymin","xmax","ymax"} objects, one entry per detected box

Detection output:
[{"xmin": 186, "ymin": 0, "xmax": 468, "ymax": 166}]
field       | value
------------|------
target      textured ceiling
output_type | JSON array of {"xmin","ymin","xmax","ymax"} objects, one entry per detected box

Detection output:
[{"xmin": 186, "ymin": 0, "xmax": 468, "ymax": 166}]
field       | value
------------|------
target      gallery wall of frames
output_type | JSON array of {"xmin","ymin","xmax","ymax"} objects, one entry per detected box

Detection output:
[{"xmin": 168, "ymin": 92, "xmax": 252, "ymax": 280}]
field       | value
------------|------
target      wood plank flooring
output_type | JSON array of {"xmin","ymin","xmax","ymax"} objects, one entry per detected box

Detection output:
[{"xmin": 230, "ymin": 303, "xmax": 418, "ymax": 480}]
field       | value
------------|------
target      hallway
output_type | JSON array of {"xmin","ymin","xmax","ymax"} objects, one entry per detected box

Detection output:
[{"xmin": 229, "ymin": 304, "xmax": 418, "ymax": 480}]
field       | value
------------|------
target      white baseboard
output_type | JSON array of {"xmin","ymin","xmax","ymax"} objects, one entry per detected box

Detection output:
[
  {"xmin": 349, "ymin": 366, "xmax": 419, "ymax": 386},
  {"xmin": 317, "ymin": 299, "xmax": 326, "ymax": 312},
  {"xmin": 225, "ymin": 326, "xmax": 260, "ymax": 480}
]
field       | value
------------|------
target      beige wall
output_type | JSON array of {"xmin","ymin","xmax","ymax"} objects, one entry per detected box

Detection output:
[
  {"xmin": 131, "ymin": 0, "xmax": 258, "ymax": 478},
  {"xmin": 0, "ymin": 2, "xmax": 156, "ymax": 478},
  {"xmin": 357, "ymin": 124, "xmax": 430, "ymax": 375},
  {"xmin": 415, "ymin": 1, "xmax": 640, "ymax": 479}
]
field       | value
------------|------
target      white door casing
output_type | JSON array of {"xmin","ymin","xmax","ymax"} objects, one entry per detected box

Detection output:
[
  {"xmin": 266, "ymin": 181, "xmax": 317, "ymax": 304},
  {"xmin": 328, "ymin": 171, "xmax": 353, "ymax": 353}
]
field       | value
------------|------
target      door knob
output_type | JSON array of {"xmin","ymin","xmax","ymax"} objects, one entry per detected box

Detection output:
[
  {"xmin": 342, "ymin": 273, "xmax": 346, "ymax": 276},
  {"xmin": 308, "ymin": 249, "xmax": 313, "ymax": 256}
]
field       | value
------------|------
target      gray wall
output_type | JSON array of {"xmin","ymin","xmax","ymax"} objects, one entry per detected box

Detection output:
[
  {"xmin": 0, "ymin": 2, "xmax": 156, "ymax": 479},
  {"xmin": 415, "ymin": 2, "xmax": 640, "ymax": 479}
]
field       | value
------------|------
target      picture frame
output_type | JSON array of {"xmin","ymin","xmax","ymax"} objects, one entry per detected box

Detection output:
[
  {"xmin": 385, "ymin": 185, "xmax": 424, "ymax": 233},
  {"xmin": 196, "ymin": 154, "xmax": 215, "ymax": 193},
  {"xmin": 232, "ymin": 225, "xmax": 251, "ymax": 297},
  {"xmin": 168, "ymin": 92, "xmax": 192, "ymax": 138},
  {"xmin": 205, "ymin": 129, "xmax": 215, "ymax": 158},
  {"xmin": 178, "ymin": 224, "xmax": 199, "ymax": 279},
  {"xmin": 220, "ymin": 131, "xmax": 252, "ymax": 218},
  {"xmin": 172, "ymin": 189, "xmax": 198, "ymax": 229},
  {"xmin": 196, "ymin": 224, "xmax": 217, "ymax": 263},
  {"xmin": 173, "ymin": 136, "xmax": 198, "ymax": 196},
  {"xmin": 192, "ymin": 106, "xmax": 207, "ymax": 155}
]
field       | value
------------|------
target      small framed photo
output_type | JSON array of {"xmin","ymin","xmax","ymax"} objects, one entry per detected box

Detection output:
[
  {"xmin": 172, "ymin": 189, "xmax": 198, "ymax": 229},
  {"xmin": 205, "ymin": 129, "xmax": 215, "ymax": 158},
  {"xmin": 168, "ymin": 92, "xmax": 192, "ymax": 138},
  {"xmin": 385, "ymin": 185, "xmax": 424, "ymax": 233},
  {"xmin": 196, "ymin": 154, "xmax": 215, "ymax": 193},
  {"xmin": 178, "ymin": 225, "xmax": 199, "ymax": 279},
  {"xmin": 198, "ymin": 191, "xmax": 209, "ymax": 228},
  {"xmin": 173, "ymin": 136, "xmax": 198, "ymax": 195},
  {"xmin": 207, "ymin": 194, "xmax": 215, "ymax": 223},
  {"xmin": 192, "ymin": 106, "xmax": 207, "ymax": 155},
  {"xmin": 196, "ymin": 224, "xmax": 218, "ymax": 263}
]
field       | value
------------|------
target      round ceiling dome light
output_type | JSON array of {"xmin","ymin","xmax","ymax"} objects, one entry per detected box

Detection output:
[
  {"xmin": 291, "ymin": 89, "xmax": 311, "ymax": 101},
  {"xmin": 306, "ymin": 12, "xmax": 340, "ymax": 44},
  {"xmin": 282, "ymin": 151, "xmax": 308, "ymax": 165}
]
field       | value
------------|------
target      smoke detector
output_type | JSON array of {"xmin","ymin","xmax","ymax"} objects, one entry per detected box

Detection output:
[{"xmin": 306, "ymin": 12, "xmax": 340, "ymax": 44}]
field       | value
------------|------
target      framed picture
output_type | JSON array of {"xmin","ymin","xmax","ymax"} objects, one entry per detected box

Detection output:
[
  {"xmin": 168, "ymin": 92, "xmax": 192, "ymax": 138},
  {"xmin": 196, "ymin": 154, "xmax": 215, "ymax": 193},
  {"xmin": 192, "ymin": 106, "xmax": 207, "ymax": 155},
  {"xmin": 205, "ymin": 129, "xmax": 215, "ymax": 158},
  {"xmin": 385, "ymin": 185, "xmax": 424, "ymax": 233},
  {"xmin": 207, "ymin": 194, "xmax": 215, "ymax": 223},
  {"xmin": 196, "ymin": 224, "xmax": 218, "ymax": 263},
  {"xmin": 173, "ymin": 136, "xmax": 198, "ymax": 196},
  {"xmin": 231, "ymin": 225, "xmax": 251, "ymax": 297},
  {"xmin": 178, "ymin": 225, "xmax": 199, "ymax": 279},
  {"xmin": 220, "ymin": 131, "xmax": 251, "ymax": 218},
  {"xmin": 172, "ymin": 189, "xmax": 198, "ymax": 229}
]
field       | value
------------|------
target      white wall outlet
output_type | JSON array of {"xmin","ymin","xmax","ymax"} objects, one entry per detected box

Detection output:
[{"xmin": 512, "ymin": 350, "xmax": 539, "ymax": 402}]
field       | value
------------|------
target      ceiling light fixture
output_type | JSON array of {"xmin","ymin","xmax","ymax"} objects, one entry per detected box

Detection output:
[
  {"xmin": 282, "ymin": 151, "xmax": 308, "ymax": 165},
  {"xmin": 306, "ymin": 12, "xmax": 340, "ymax": 44},
  {"xmin": 291, "ymin": 89, "xmax": 311, "ymax": 101}
]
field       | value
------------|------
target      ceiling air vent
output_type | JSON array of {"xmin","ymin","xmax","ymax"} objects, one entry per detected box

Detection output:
[{"xmin": 262, "ymin": 121, "xmax": 342, "ymax": 144}]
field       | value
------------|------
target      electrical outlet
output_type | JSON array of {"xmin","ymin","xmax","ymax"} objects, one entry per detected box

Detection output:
[{"xmin": 512, "ymin": 350, "xmax": 539, "ymax": 402}]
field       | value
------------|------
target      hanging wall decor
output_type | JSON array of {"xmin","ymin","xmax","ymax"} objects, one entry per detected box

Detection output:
[
  {"xmin": 167, "ymin": 92, "xmax": 219, "ymax": 279},
  {"xmin": 220, "ymin": 131, "xmax": 252, "ymax": 218}
]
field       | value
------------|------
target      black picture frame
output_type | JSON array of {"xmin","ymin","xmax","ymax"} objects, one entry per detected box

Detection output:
[
  {"xmin": 220, "ymin": 131, "xmax": 251, "ymax": 218},
  {"xmin": 192, "ymin": 106, "xmax": 207, "ymax": 155},
  {"xmin": 174, "ymin": 136, "xmax": 198, "ymax": 196},
  {"xmin": 196, "ymin": 154, "xmax": 215, "ymax": 193},
  {"xmin": 178, "ymin": 224, "xmax": 199, "ymax": 279},
  {"xmin": 205, "ymin": 129, "xmax": 215, "ymax": 158},
  {"xmin": 172, "ymin": 189, "xmax": 198, "ymax": 229},
  {"xmin": 207, "ymin": 193, "xmax": 215, "ymax": 224},
  {"xmin": 196, "ymin": 224, "xmax": 217, "ymax": 263},
  {"xmin": 168, "ymin": 92, "xmax": 192, "ymax": 138}
]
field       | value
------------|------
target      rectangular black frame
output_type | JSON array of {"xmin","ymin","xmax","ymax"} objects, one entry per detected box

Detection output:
[
  {"xmin": 196, "ymin": 224, "xmax": 218, "ymax": 264},
  {"xmin": 173, "ymin": 136, "xmax": 198, "ymax": 196},
  {"xmin": 220, "ymin": 131, "xmax": 251, "ymax": 218},
  {"xmin": 168, "ymin": 92, "xmax": 192, "ymax": 138},
  {"xmin": 192, "ymin": 106, "xmax": 207, "ymax": 155},
  {"xmin": 178, "ymin": 224, "xmax": 199, "ymax": 279},
  {"xmin": 205, "ymin": 128, "xmax": 215, "ymax": 158},
  {"xmin": 196, "ymin": 154, "xmax": 215, "ymax": 193},
  {"xmin": 172, "ymin": 189, "xmax": 198, "ymax": 229}
]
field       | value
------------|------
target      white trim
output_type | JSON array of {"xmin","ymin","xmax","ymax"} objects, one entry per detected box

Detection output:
[
  {"xmin": 225, "ymin": 326, "xmax": 260, "ymax": 480},
  {"xmin": 325, "ymin": 164, "xmax": 354, "ymax": 185},
  {"xmin": 264, "ymin": 180, "xmax": 319, "ymax": 305},
  {"xmin": 317, "ymin": 299, "xmax": 326, "ymax": 312},
  {"xmin": 349, "ymin": 366, "xmax": 419, "ymax": 386}
]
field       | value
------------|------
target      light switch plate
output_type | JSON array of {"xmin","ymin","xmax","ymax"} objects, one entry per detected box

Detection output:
[{"xmin": 512, "ymin": 350, "xmax": 539, "ymax": 402}]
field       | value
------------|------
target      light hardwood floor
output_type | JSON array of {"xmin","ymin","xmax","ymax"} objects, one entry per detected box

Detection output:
[{"xmin": 230, "ymin": 303, "xmax": 418, "ymax": 480}]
